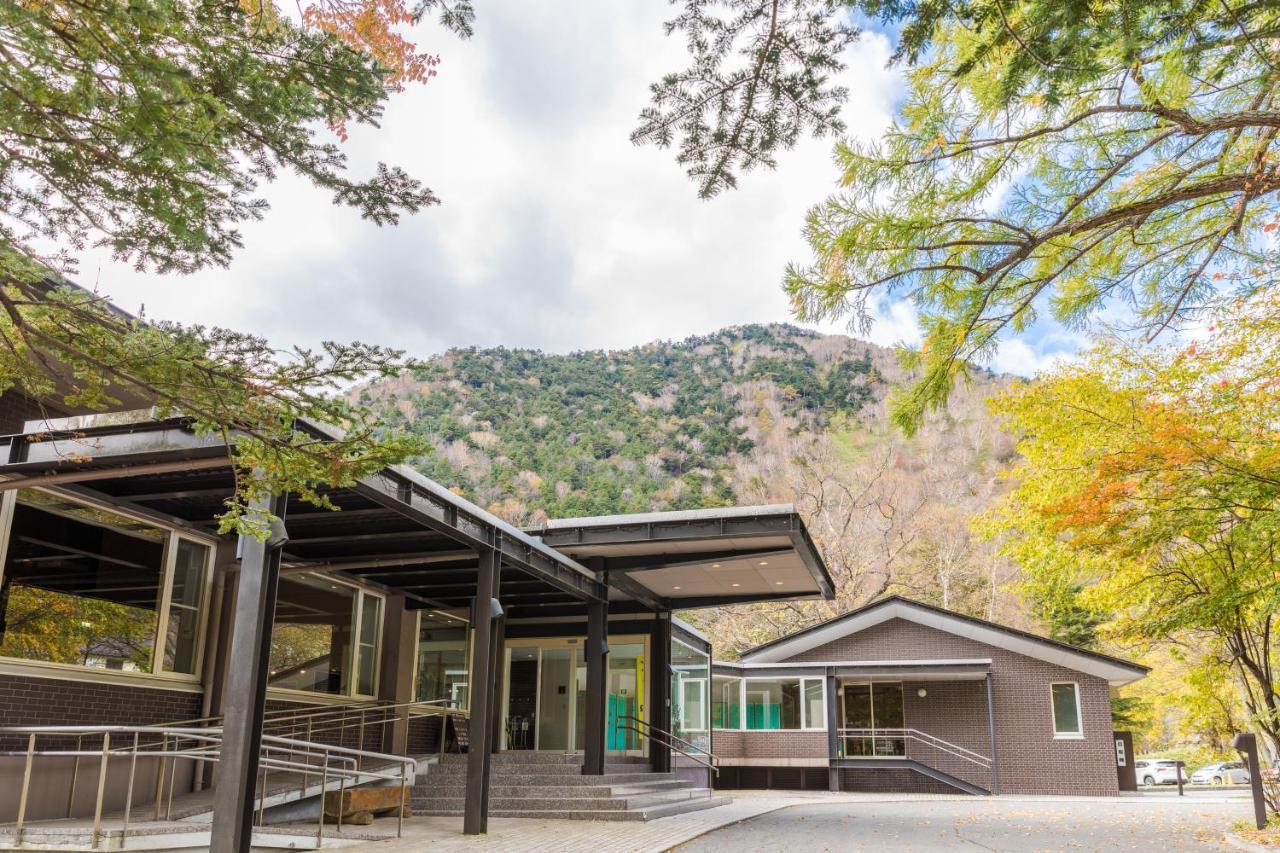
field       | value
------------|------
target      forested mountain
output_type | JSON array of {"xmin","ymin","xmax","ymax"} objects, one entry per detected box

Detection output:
[{"xmin": 353, "ymin": 324, "xmax": 1025, "ymax": 652}]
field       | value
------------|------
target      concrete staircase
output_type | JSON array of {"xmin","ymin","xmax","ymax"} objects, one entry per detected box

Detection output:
[{"xmin": 412, "ymin": 753, "xmax": 732, "ymax": 821}]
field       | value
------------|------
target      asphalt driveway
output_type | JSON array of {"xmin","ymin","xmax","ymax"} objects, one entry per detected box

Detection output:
[{"xmin": 676, "ymin": 797, "xmax": 1245, "ymax": 852}]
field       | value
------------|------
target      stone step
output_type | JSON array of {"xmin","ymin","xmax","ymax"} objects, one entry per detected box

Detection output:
[
  {"xmin": 413, "ymin": 788, "xmax": 714, "ymax": 813},
  {"xmin": 415, "ymin": 795, "xmax": 733, "ymax": 822},
  {"xmin": 439, "ymin": 752, "xmax": 649, "ymax": 765},
  {"xmin": 419, "ymin": 770, "xmax": 675, "ymax": 785},
  {"xmin": 432, "ymin": 761, "xmax": 654, "ymax": 776},
  {"xmin": 411, "ymin": 780, "xmax": 688, "ymax": 799}
]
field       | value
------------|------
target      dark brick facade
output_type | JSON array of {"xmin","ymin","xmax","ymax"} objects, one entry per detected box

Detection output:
[{"xmin": 712, "ymin": 617, "xmax": 1121, "ymax": 796}]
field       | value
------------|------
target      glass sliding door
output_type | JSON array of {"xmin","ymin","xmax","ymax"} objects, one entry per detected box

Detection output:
[
  {"xmin": 502, "ymin": 636, "xmax": 648, "ymax": 753},
  {"xmin": 841, "ymin": 681, "xmax": 905, "ymax": 757}
]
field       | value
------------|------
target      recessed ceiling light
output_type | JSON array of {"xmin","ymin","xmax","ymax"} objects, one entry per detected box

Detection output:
[
  {"xmin": 758, "ymin": 561, "xmax": 769, "ymax": 566},
  {"xmin": 673, "ymin": 586, "xmax": 681, "ymax": 590},
  {"xmin": 711, "ymin": 563, "xmax": 721, "ymax": 568},
  {"xmin": 731, "ymin": 583, "xmax": 740, "ymax": 587},
  {"xmin": 774, "ymin": 581, "xmax": 784, "ymax": 586}
]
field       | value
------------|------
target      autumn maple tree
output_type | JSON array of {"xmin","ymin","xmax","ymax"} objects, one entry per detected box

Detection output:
[{"xmin": 987, "ymin": 292, "xmax": 1280, "ymax": 790}]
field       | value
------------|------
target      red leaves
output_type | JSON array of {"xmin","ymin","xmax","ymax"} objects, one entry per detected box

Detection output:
[{"xmin": 303, "ymin": 0, "xmax": 441, "ymax": 94}]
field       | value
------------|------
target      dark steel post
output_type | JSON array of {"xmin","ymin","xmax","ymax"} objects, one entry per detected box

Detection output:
[
  {"xmin": 583, "ymin": 596, "xmax": 609, "ymax": 775},
  {"xmin": 463, "ymin": 547, "xmax": 499, "ymax": 836},
  {"xmin": 1176, "ymin": 760, "xmax": 1185, "ymax": 796},
  {"xmin": 489, "ymin": 610, "xmax": 506, "ymax": 754},
  {"xmin": 985, "ymin": 672, "xmax": 999, "ymax": 795},
  {"xmin": 210, "ymin": 493, "xmax": 287, "ymax": 853},
  {"xmin": 650, "ymin": 616, "xmax": 671, "ymax": 773},
  {"xmin": 1232, "ymin": 733, "xmax": 1267, "ymax": 830},
  {"xmin": 825, "ymin": 671, "xmax": 839, "ymax": 792}
]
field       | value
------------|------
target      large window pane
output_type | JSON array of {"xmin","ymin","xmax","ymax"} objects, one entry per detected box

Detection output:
[
  {"xmin": 0, "ymin": 490, "xmax": 167, "ymax": 672},
  {"xmin": 162, "ymin": 539, "xmax": 210, "ymax": 674},
  {"xmin": 671, "ymin": 638, "xmax": 710, "ymax": 751},
  {"xmin": 746, "ymin": 679, "xmax": 802, "ymax": 730},
  {"xmin": 269, "ymin": 574, "xmax": 355, "ymax": 694},
  {"xmin": 1051, "ymin": 683, "xmax": 1082, "ymax": 736},
  {"xmin": 712, "ymin": 676, "xmax": 741, "ymax": 729},
  {"xmin": 414, "ymin": 611, "xmax": 470, "ymax": 708},
  {"xmin": 803, "ymin": 679, "xmax": 824, "ymax": 729},
  {"xmin": 353, "ymin": 593, "xmax": 382, "ymax": 696}
]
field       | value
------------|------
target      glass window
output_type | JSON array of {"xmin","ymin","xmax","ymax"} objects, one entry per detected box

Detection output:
[
  {"xmin": 269, "ymin": 574, "xmax": 361, "ymax": 695},
  {"xmin": 414, "ymin": 611, "xmax": 470, "ymax": 709},
  {"xmin": 353, "ymin": 592, "xmax": 382, "ymax": 696},
  {"xmin": 670, "ymin": 638, "xmax": 710, "ymax": 750},
  {"xmin": 681, "ymin": 678, "xmax": 706, "ymax": 732},
  {"xmin": 712, "ymin": 676, "xmax": 741, "ymax": 729},
  {"xmin": 803, "ymin": 678, "xmax": 825, "ymax": 729},
  {"xmin": 1051, "ymin": 682, "xmax": 1082, "ymax": 736},
  {"xmin": 0, "ymin": 489, "xmax": 173, "ymax": 674},
  {"xmin": 162, "ymin": 538, "xmax": 211, "ymax": 674},
  {"xmin": 746, "ymin": 679, "xmax": 802, "ymax": 730}
]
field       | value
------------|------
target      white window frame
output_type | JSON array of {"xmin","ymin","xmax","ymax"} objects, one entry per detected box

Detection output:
[
  {"xmin": 711, "ymin": 674, "xmax": 742, "ymax": 730},
  {"xmin": 1050, "ymin": 681, "xmax": 1084, "ymax": 739},
  {"xmin": 0, "ymin": 488, "xmax": 217, "ymax": 685},
  {"xmin": 680, "ymin": 677, "xmax": 707, "ymax": 733},
  {"xmin": 738, "ymin": 676, "xmax": 827, "ymax": 731}
]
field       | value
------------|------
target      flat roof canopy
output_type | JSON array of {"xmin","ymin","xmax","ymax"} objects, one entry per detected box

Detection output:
[
  {"xmin": 0, "ymin": 412, "xmax": 606, "ymax": 617},
  {"xmin": 534, "ymin": 505, "xmax": 835, "ymax": 613}
]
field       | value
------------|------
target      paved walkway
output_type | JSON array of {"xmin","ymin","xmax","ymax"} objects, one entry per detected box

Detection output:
[{"xmin": 335, "ymin": 790, "xmax": 1255, "ymax": 853}]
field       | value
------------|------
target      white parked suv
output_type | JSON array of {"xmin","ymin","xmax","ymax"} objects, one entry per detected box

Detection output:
[
  {"xmin": 1135, "ymin": 759, "xmax": 1188, "ymax": 785},
  {"xmin": 1190, "ymin": 761, "xmax": 1250, "ymax": 785}
]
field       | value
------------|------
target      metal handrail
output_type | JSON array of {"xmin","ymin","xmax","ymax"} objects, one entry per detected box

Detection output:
[
  {"xmin": 0, "ymin": 723, "xmax": 417, "ymax": 851},
  {"xmin": 613, "ymin": 715, "xmax": 719, "ymax": 777},
  {"xmin": 836, "ymin": 727, "xmax": 991, "ymax": 768}
]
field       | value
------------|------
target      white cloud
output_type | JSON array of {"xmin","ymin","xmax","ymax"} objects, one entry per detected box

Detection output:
[{"xmin": 70, "ymin": 4, "xmax": 1081, "ymax": 371}]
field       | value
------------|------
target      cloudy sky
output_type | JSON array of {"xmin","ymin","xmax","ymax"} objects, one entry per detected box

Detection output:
[{"xmin": 78, "ymin": 2, "xmax": 1079, "ymax": 375}]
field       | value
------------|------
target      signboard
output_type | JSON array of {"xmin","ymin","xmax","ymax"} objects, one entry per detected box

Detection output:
[{"xmin": 1114, "ymin": 738, "xmax": 1127, "ymax": 767}]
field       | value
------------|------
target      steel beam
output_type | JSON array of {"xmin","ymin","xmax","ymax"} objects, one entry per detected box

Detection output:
[{"xmin": 210, "ymin": 493, "xmax": 288, "ymax": 853}]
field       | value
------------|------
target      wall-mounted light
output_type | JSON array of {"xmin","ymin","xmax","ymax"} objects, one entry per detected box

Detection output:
[{"xmin": 917, "ymin": 688, "xmax": 928, "ymax": 699}]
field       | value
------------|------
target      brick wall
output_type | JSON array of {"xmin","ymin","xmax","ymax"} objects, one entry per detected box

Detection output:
[
  {"xmin": 0, "ymin": 673, "xmax": 202, "ymax": 748},
  {"xmin": 712, "ymin": 730, "xmax": 827, "ymax": 764},
  {"xmin": 781, "ymin": 617, "xmax": 1119, "ymax": 795}
]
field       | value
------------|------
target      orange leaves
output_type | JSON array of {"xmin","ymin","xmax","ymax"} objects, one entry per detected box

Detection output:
[{"xmin": 303, "ymin": 0, "xmax": 441, "ymax": 91}]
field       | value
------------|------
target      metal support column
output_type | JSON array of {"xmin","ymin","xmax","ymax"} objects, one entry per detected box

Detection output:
[
  {"xmin": 489, "ymin": 609, "xmax": 506, "ymax": 754},
  {"xmin": 825, "ymin": 671, "xmax": 840, "ymax": 792},
  {"xmin": 582, "ymin": 596, "xmax": 609, "ymax": 775},
  {"xmin": 649, "ymin": 616, "xmax": 672, "ymax": 773},
  {"xmin": 210, "ymin": 494, "xmax": 288, "ymax": 853},
  {"xmin": 463, "ymin": 547, "xmax": 499, "ymax": 836},
  {"xmin": 985, "ymin": 672, "xmax": 999, "ymax": 795}
]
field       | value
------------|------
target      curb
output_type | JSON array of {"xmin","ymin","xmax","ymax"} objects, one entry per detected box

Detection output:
[{"xmin": 1224, "ymin": 832, "xmax": 1272, "ymax": 852}]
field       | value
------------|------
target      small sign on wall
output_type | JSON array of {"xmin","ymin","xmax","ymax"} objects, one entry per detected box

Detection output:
[{"xmin": 1115, "ymin": 737, "xmax": 1127, "ymax": 767}]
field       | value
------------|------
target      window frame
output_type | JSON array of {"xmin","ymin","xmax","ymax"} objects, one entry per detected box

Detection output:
[
  {"xmin": 737, "ymin": 675, "xmax": 827, "ymax": 731},
  {"xmin": 0, "ymin": 487, "xmax": 218, "ymax": 685},
  {"xmin": 266, "ymin": 573, "xmax": 386, "ymax": 702},
  {"xmin": 680, "ymin": 677, "xmax": 707, "ymax": 733},
  {"xmin": 1050, "ymin": 681, "xmax": 1084, "ymax": 739},
  {"xmin": 411, "ymin": 609, "xmax": 472, "ymax": 712}
]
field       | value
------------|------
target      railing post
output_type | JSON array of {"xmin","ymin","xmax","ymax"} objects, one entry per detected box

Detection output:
[
  {"xmin": 16, "ymin": 733, "xmax": 35, "ymax": 845},
  {"xmin": 397, "ymin": 760, "xmax": 407, "ymax": 839},
  {"xmin": 122, "ymin": 732, "xmax": 139, "ymax": 844},
  {"xmin": 154, "ymin": 734, "xmax": 168, "ymax": 820},
  {"xmin": 92, "ymin": 732, "xmax": 110, "ymax": 850},
  {"xmin": 68, "ymin": 733, "xmax": 83, "ymax": 818},
  {"xmin": 315, "ymin": 754, "xmax": 328, "ymax": 849}
]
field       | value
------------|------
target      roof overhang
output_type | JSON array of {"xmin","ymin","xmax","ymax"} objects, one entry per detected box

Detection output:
[
  {"xmin": 0, "ymin": 410, "xmax": 606, "ymax": 613},
  {"xmin": 740, "ymin": 597, "xmax": 1149, "ymax": 686},
  {"xmin": 714, "ymin": 658, "xmax": 992, "ymax": 681},
  {"xmin": 533, "ymin": 505, "xmax": 835, "ymax": 614}
]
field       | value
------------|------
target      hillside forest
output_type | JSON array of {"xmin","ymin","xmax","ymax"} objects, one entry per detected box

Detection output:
[{"xmin": 353, "ymin": 323, "xmax": 1227, "ymax": 758}]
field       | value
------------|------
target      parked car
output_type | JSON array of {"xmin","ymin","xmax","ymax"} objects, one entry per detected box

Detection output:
[
  {"xmin": 1135, "ymin": 759, "xmax": 1189, "ymax": 785},
  {"xmin": 1190, "ymin": 761, "xmax": 1250, "ymax": 785}
]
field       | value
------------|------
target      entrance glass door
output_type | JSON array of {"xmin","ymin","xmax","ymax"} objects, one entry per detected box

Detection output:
[
  {"xmin": 502, "ymin": 636, "xmax": 647, "ymax": 754},
  {"xmin": 841, "ymin": 682, "xmax": 905, "ymax": 756}
]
